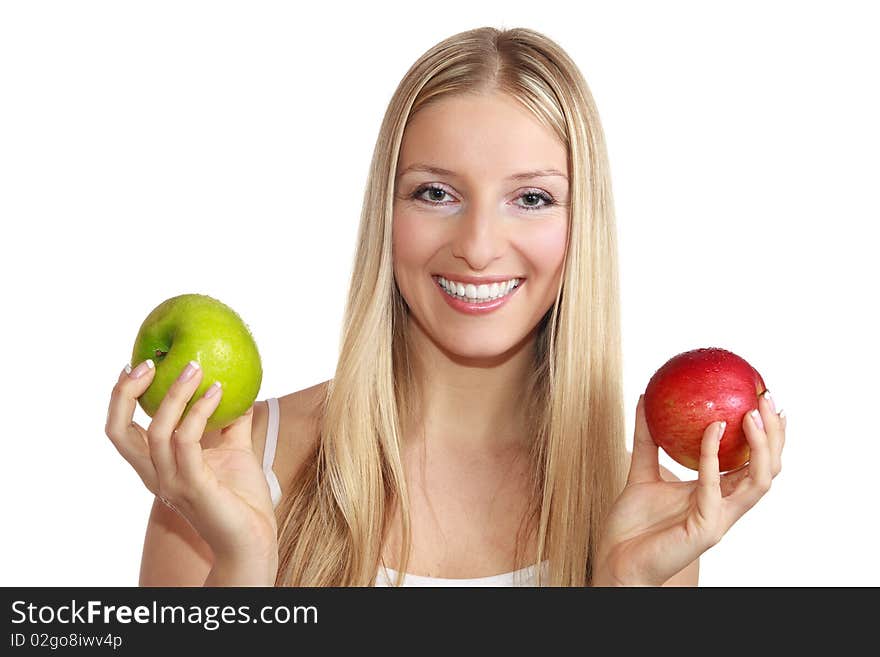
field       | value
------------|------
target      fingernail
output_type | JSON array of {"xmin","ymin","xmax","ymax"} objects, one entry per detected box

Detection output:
[
  {"xmin": 762, "ymin": 389, "xmax": 776, "ymax": 413},
  {"xmin": 750, "ymin": 408, "xmax": 764, "ymax": 430},
  {"xmin": 129, "ymin": 359, "xmax": 155, "ymax": 379},
  {"xmin": 124, "ymin": 363, "xmax": 132, "ymax": 375},
  {"xmin": 203, "ymin": 381, "xmax": 222, "ymax": 399},
  {"xmin": 178, "ymin": 360, "xmax": 200, "ymax": 382},
  {"xmin": 718, "ymin": 421, "xmax": 727, "ymax": 441}
]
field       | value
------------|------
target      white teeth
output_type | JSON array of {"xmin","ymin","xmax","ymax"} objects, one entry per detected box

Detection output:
[{"xmin": 437, "ymin": 276, "xmax": 521, "ymax": 302}]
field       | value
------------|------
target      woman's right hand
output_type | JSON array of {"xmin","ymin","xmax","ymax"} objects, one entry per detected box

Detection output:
[{"xmin": 104, "ymin": 359, "xmax": 279, "ymax": 571}]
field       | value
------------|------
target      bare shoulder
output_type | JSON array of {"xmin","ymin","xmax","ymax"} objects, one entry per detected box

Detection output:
[
  {"xmin": 624, "ymin": 449, "xmax": 682, "ymax": 482},
  {"xmin": 265, "ymin": 380, "xmax": 329, "ymax": 483}
]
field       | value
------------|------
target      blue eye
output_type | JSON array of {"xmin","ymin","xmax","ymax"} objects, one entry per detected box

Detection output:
[{"xmin": 410, "ymin": 185, "xmax": 557, "ymax": 212}]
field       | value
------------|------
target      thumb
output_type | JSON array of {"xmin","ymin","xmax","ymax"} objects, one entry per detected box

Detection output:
[
  {"xmin": 627, "ymin": 394, "xmax": 661, "ymax": 485},
  {"xmin": 219, "ymin": 403, "xmax": 255, "ymax": 451}
]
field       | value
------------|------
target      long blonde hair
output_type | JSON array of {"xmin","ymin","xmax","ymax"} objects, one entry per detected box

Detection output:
[{"xmin": 274, "ymin": 26, "xmax": 628, "ymax": 586}]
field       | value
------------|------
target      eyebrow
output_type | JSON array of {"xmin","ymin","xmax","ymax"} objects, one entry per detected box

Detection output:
[{"xmin": 396, "ymin": 164, "xmax": 568, "ymax": 182}]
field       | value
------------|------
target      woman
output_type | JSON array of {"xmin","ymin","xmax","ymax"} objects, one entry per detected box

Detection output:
[{"xmin": 105, "ymin": 26, "xmax": 785, "ymax": 587}]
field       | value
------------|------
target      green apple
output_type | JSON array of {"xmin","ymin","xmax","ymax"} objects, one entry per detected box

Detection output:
[{"xmin": 130, "ymin": 293, "xmax": 262, "ymax": 432}]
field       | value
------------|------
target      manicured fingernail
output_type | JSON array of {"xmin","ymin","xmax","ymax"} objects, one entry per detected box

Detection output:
[
  {"xmin": 750, "ymin": 408, "xmax": 764, "ymax": 430},
  {"xmin": 124, "ymin": 363, "xmax": 132, "ymax": 375},
  {"xmin": 129, "ymin": 359, "xmax": 154, "ymax": 379},
  {"xmin": 762, "ymin": 389, "xmax": 776, "ymax": 413},
  {"xmin": 203, "ymin": 381, "xmax": 222, "ymax": 399},
  {"xmin": 178, "ymin": 360, "xmax": 200, "ymax": 382},
  {"xmin": 718, "ymin": 421, "xmax": 727, "ymax": 441}
]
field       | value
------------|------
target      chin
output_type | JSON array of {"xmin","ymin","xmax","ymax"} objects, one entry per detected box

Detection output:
[{"xmin": 433, "ymin": 328, "xmax": 530, "ymax": 363}]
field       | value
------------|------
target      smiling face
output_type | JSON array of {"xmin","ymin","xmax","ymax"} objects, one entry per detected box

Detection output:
[{"xmin": 392, "ymin": 91, "xmax": 570, "ymax": 362}]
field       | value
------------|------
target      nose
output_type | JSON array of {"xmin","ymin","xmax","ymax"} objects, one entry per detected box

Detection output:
[{"xmin": 449, "ymin": 199, "xmax": 506, "ymax": 271}]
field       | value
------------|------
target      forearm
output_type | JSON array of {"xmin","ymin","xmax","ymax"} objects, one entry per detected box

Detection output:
[
  {"xmin": 591, "ymin": 573, "xmax": 652, "ymax": 587},
  {"xmin": 203, "ymin": 556, "xmax": 278, "ymax": 587},
  {"xmin": 140, "ymin": 499, "xmax": 215, "ymax": 587},
  {"xmin": 591, "ymin": 556, "xmax": 660, "ymax": 587},
  {"xmin": 591, "ymin": 559, "xmax": 700, "ymax": 587}
]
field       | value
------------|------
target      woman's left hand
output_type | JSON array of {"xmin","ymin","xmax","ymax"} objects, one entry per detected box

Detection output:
[{"xmin": 593, "ymin": 391, "xmax": 786, "ymax": 586}]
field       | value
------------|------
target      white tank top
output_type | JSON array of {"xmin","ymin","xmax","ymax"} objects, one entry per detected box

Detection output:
[{"xmin": 262, "ymin": 397, "xmax": 546, "ymax": 586}]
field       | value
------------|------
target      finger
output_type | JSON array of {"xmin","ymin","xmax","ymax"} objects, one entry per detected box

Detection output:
[
  {"xmin": 719, "ymin": 456, "xmax": 753, "ymax": 495},
  {"xmin": 724, "ymin": 407, "xmax": 773, "ymax": 524},
  {"xmin": 760, "ymin": 390, "xmax": 784, "ymax": 477},
  {"xmin": 173, "ymin": 381, "xmax": 225, "ymax": 484},
  {"xmin": 147, "ymin": 360, "xmax": 204, "ymax": 480},
  {"xmin": 779, "ymin": 411, "xmax": 787, "ymax": 450},
  {"xmin": 695, "ymin": 421, "xmax": 724, "ymax": 532},
  {"xmin": 627, "ymin": 394, "xmax": 661, "ymax": 485},
  {"xmin": 220, "ymin": 403, "xmax": 256, "ymax": 452},
  {"xmin": 746, "ymin": 405, "xmax": 773, "ymax": 492},
  {"xmin": 720, "ymin": 466, "xmax": 749, "ymax": 497},
  {"xmin": 105, "ymin": 360, "xmax": 159, "ymax": 486}
]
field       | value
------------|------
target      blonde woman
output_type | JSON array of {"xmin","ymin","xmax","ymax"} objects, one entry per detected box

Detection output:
[{"xmin": 105, "ymin": 26, "xmax": 785, "ymax": 587}]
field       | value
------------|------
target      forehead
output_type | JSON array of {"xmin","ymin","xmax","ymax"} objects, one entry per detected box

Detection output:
[{"xmin": 397, "ymin": 93, "xmax": 568, "ymax": 178}]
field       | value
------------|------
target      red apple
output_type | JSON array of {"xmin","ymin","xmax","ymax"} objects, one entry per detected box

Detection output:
[{"xmin": 643, "ymin": 347, "xmax": 767, "ymax": 472}]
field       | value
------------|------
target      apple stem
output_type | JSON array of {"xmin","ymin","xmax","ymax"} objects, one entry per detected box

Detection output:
[{"xmin": 154, "ymin": 349, "xmax": 168, "ymax": 360}]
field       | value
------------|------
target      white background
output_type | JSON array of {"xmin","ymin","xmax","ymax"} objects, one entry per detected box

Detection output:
[{"xmin": 1, "ymin": 1, "xmax": 877, "ymax": 587}]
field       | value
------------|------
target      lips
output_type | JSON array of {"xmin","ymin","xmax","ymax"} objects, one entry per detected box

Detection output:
[
  {"xmin": 432, "ymin": 273, "xmax": 526, "ymax": 286},
  {"xmin": 433, "ymin": 275, "xmax": 524, "ymax": 315}
]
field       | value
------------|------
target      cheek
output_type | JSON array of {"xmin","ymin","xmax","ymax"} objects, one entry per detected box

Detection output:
[
  {"xmin": 519, "ymin": 219, "xmax": 568, "ymax": 279},
  {"xmin": 392, "ymin": 211, "xmax": 437, "ymax": 289}
]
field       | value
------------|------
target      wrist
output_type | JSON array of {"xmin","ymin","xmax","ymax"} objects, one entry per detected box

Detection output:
[
  {"xmin": 591, "ymin": 572, "xmax": 623, "ymax": 587},
  {"xmin": 591, "ymin": 568, "xmax": 630, "ymax": 587},
  {"xmin": 204, "ymin": 554, "xmax": 278, "ymax": 587},
  {"xmin": 591, "ymin": 574, "xmax": 655, "ymax": 587},
  {"xmin": 592, "ymin": 558, "xmax": 661, "ymax": 587}
]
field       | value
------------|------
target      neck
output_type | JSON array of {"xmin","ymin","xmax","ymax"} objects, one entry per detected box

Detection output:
[{"xmin": 404, "ymin": 317, "xmax": 537, "ymax": 457}]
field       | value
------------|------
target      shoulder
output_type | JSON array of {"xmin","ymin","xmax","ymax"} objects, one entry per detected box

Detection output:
[
  {"xmin": 624, "ymin": 449, "xmax": 682, "ymax": 482},
  {"xmin": 253, "ymin": 380, "xmax": 330, "ymax": 483}
]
